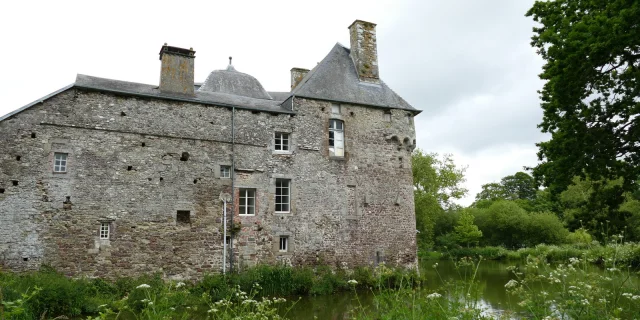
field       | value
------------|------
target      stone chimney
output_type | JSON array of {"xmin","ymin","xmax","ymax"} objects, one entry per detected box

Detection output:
[
  {"xmin": 348, "ymin": 20, "xmax": 379, "ymax": 84},
  {"xmin": 290, "ymin": 67, "xmax": 309, "ymax": 90},
  {"xmin": 159, "ymin": 44, "xmax": 196, "ymax": 95}
]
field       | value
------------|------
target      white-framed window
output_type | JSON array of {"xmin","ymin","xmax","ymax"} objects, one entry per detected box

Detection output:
[
  {"xmin": 100, "ymin": 222, "xmax": 110, "ymax": 239},
  {"xmin": 53, "ymin": 153, "xmax": 68, "ymax": 172},
  {"xmin": 383, "ymin": 111, "xmax": 391, "ymax": 122},
  {"xmin": 279, "ymin": 236, "xmax": 288, "ymax": 252},
  {"xmin": 329, "ymin": 120, "xmax": 344, "ymax": 157},
  {"xmin": 275, "ymin": 179, "xmax": 290, "ymax": 213},
  {"xmin": 239, "ymin": 189, "xmax": 256, "ymax": 216},
  {"xmin": 274, "ymin": 132, "xmax": 290, "ymax": 152},
  {"xmin": 220, "ymin": 165, "xmax": 231, "ymax": 178},
  {"xmin": 331, "ymin": 104, "xmax": 341, "ymax": 114}
]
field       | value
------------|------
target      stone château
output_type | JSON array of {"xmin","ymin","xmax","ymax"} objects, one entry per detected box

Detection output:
[{"xmin": 0, "ymin": 20, "xmax": 420, "ymax": 279}]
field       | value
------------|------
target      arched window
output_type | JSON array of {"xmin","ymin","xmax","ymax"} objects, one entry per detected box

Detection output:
[{"xmin": 329, "ymin": 119, "xmax": 344, "ymax": 157}]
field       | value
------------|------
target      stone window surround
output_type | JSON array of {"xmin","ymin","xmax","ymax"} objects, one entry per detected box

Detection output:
[
  {"xmin": 273, "ymin": 231, "xmax": 293, "ymax": 255},
  {"xmin": 271, "ymin": 127, "xmax": 295, "ymax": 155},
  {"xmin": 99, "ymin": 222, "xmax": 110, "ymax": 239},
  {"xmin": 269, "ymin": 174, "xmax": 295, "ymax": 215},
  {"xmin": 97, "ymin": 218, "xmax": 115, "ymax": 246},
  {"xmin": 48, "ymin": 139, "xmax": 73, "ymax": 178},
  {"xmin": 275, "ymin": 178, "xmax": 291, "ymax": 213},
  {"xmin": 53, "ymin": 153, "xmax": 68, "ymax": 173},
  {"xmin": 214, "ymin": 162, "xmax": 233, "ymax": 183}
]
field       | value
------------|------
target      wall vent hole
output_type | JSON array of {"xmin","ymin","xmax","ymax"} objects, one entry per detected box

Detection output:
[
  {"xmin": 12, "ymin": 180, "xmax": 18, "ymax": 186},
  {"xmin": 127, "ymin": 166, "xmax": 133, "ymax": 171},
  {"xmin": 350, "ymin": 111, "xmax": 354, "ymax": 116},
  {"xmin": 0, "ymin": 188, "xmax": 5, "ymax": 194},
  {"xmin": 141, "ymin": 142, "xmax": 146, "ymax": 147},
  {"xmin": 23, "ymin": 257, "xmax": 29, "ymax": 262},
  {"xmin": 16, "ymin": 155, "xmax": 21, "ymax": 161},
  {"xmin": 177, "ymin": 210, "xmax": 191, "ymax": 224},
  {"xmin": 193, "ymin": 179, "xmax": 198, "ymax": 184},
  {"xmin": 160, "ymin": 177, "xmax": 164, "ymax": 181},
  {"xmin": 180, "ymin": 152, "xmax": 190, "ymax": 161},
  {"xmin": 148, "ymin": 178, "xmax": 152, "ymax": 181},
  {"xmin": 31, "ymin": 133, "xmax": 36, "ymax": 138},
  {"xmin": 120, "ymin": 111, "xmax": 127, "ymax": 116}
]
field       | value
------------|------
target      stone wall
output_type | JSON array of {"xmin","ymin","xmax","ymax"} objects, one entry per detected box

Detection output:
[{"xmin": 0, "ymin": 88, "xmax": 417, "ymax": 279}]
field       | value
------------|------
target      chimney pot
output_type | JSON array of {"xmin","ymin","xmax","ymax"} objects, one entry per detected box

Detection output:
[
  {"xmin": 159, "ymin": 44, "xmax": 196, "ymax": 95},
  {"xmin": 348, "ymin": 20, "xmax": 380, "ymax": 83},
  {"xmin": 290, "ymin": 67, "xmax": 310, "ymax": 90}
]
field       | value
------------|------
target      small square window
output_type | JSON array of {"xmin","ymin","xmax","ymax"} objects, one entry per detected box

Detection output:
[
  {"xmin": 239, "ymin": 189, "xmax": 256, "ymax": 216},
  {"xmin": 383, "ymin": 111, "xmax": 391, "ymax": 122},
  {"xmin": 275, "ymin": 179, "xmax": 291, "ymax": 213},
  {"xmin": 279, "ymin": 236, "xmax": 288, "ymax": 252},
  {"xmin": 331, "ymin": 104, "xmax": 341, "ymax": 114},
  {"xmin": 100, "ymin": 222, "xmax": 110, "ymax": 240},
  {"xmin": 177, "ymin": 210, "xmax": 191, "ymax": 224},
  {"xmin": 220, "ymin": 165, "xmax": 231, "ymax": 178},
  {"xmin": 274, "ymin": 132, "xmax": 290, "ymax": 152},
  {"xmin": 53, "ymin": 153, "xmax": 68, "ymax": 172}
]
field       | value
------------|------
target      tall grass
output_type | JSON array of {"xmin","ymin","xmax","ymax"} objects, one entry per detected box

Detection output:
[{"xmin": 0, "ymin": 263, "xmax": 421, "ymax": 319}]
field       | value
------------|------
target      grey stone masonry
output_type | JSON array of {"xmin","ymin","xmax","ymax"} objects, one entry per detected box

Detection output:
[
  {"xmin": 349, "ymin": 20, "xmax": 380, "ymax": 83},
  {"xmin": 0, "ymin": 20, "xmax": 419, "ymax": 279}
]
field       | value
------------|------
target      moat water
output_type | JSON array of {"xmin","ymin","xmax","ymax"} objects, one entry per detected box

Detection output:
[{"xmin": 283, "ymin": 260, "xmax": 640, "ymax": 319}]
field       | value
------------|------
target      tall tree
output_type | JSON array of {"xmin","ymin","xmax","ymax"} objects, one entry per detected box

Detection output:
[
  {"xmin": 500, "ymin": 172, "xmax": 537, "ymax": 201},
  {"xmin": 526, "ymin": 0, "xmax": 640, "ymax": 204},
  {"xmin": 453, "ymin": 210, "xmax": 483, "ymax": 247},
  {"xmin": 412, "ymin": 149, "xmax": 467, "ymax": 249}
]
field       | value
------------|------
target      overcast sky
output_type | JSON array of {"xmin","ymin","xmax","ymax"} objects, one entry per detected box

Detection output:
[{"xmin": 0, "ymin": 0, "xmax": 547, "ymax": 205}]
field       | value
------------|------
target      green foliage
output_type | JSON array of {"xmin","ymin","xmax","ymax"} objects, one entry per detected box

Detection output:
[
  {"xmin": 473, "ymin": 201, "xmax": 568, "ymax": 248},
  {"xmin": 412, "ymin": 149, "xmax": 467, "ymax": 249},
  {"xmin": 526, "ymin": 0, "xmax": 640, "ymax": 205},
  {"xmin": 452, "ymin": 210, "xmax": 482, "ymax": 247},
  {"xmin": 566, "ymin": 227, "xmax": 593, "ymax": 246}
]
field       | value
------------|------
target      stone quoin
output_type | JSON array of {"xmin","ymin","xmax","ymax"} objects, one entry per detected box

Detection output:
[{"xmin": 0, "ymin": 20, "xmax": 420, "ymax": 279}]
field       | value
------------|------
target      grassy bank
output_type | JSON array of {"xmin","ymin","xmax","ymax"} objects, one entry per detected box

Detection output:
[
  {"xmin": 0, "ymin": 264, "xmax": 420, "ymax": 319},
  {"xmin": 423, "ymin": 241, "xmax": 640, "ymax": 267},
  {"xmin": 351, "ymin": 255, "xmax": 640, "ymax": 320}
]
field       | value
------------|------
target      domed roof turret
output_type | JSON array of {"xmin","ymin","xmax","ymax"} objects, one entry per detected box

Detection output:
[{"xmin": 198, "ymin": 58, "xmax": 272, "ymax": 100}]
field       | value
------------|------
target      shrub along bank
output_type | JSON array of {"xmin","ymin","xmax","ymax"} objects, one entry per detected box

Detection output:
[{"xmin": 0, "ymin": 264, "xmax": 421, "ymax": 320}]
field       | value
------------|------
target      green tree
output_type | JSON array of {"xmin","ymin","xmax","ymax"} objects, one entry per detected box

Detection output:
[
  {"xmin": 500, "ymin": 172, "xmax": 537, "ymax": 201},
  {"xmin": 453, "ymin": 210, "xmax": 482, "ymax": 247},
  {"xmin": 526, "ymin": 0, "xmax": 640, "ymax": 204},
  {"xmin": 412, "ymin": 149, "xmax": 467, "ymax": 249}
]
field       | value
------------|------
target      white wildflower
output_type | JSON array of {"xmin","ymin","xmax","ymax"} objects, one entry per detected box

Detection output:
[
  {"xmin": 505, "ymin": 280, "xmax": 519, "ymax": 289},
  {"xmin": 426, "ymin": 292, "xmax": 442, "ymax": 299},
  {"xmin": 432, "ymin": 263, "xmax": 438, "ymax": 269},
  {"xmin": 582, "ymin": 299, "xmax": 589, "ymax": 306},
  {"xmin": 348, "ymin": 279, "xmax": 358, "ymax": 285},
  {"xmin": 176, "ymin": 282, "xmax": 186, "ymax": 288},
  {"xmin": 632, "ymin": 295, "xmax": 640, "ymax": 300},
  {"xmin": 98, "ymin": 304, "xmax": 108, "ymax": 308},
  {"xmin": 136, "ymin": 284, "xmax": 151, "ymax": 289}
]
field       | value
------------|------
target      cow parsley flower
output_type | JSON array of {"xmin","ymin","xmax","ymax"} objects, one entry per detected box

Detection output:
[
  {"xmin": 426, "ymin": 292, "xmax": 442, "ymax": 299},
  {"xmin": 136, "ymin": 284, "xmax": 151, "ymax": 289}
]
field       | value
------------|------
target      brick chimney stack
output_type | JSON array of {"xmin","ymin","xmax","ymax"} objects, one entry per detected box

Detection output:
[
  {"xmin": 348, "ymin": 20, "xmax": 380, "ymax": 84},
  {"xmin": 159, "ymin": 44, "xmax": 196, "ymax": 95},
  {"xmin": 290, "ymin": 67, "xmax": 309, "ymax": 90}
]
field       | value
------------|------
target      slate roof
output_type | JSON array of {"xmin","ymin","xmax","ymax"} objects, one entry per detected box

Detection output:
[
  {"xmin": 1, "ymin": 42, "xmax": 420, "ymax": 122},
  {"xmin": 199, "ymin": 65, "xmax": 273, "ymax": 100},
  {"xmin": 292, "ymin": 43, "xmax": 418, "ymax": 112}
]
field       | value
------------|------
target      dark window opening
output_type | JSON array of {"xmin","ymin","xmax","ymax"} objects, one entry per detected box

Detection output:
[
  {"xmin": 350, "ymin": 111, "xmax": 354, "ymax": 116},
  {"xmin": 225, "ymin": 236, "xmax": 231, "ymax": 245},
  {"xmin": 177, "ymin": 210, "xmax": 191, "ymax": 224},
  {"xmin": 31, "ymin": 132, "xmax": 36, "ymax": 138},
  {"xmin": 0, "ymin": 188, "xmax": 5, "ymax": 194},
  {"xmin": 16, "ymin": 155, "xmax": 21, "ymax": 161},
  {"xmin": 147, "ymin": 178, "xmax": 152, "ymax": 181},
  {"xmin": 23, "ymin": 257, "xmax": 28, "ymax": 262},
  {"xmin": 127, "ymin": 166, "xmax": 132, "ymax": 171},
  {"xmin": 12, "ymin": 180, "xmax": 18, "ymax": 186},
  {"xmin": 180, "ymin": 152, "xmax": 190, "ymax": 161},
  {"xmin": 399, "ymin": 157, "xmax": 403, "ymax": 168},
  {"xmin": 376, "ymin": 251, "xmax": 382, "ymax": 264}
]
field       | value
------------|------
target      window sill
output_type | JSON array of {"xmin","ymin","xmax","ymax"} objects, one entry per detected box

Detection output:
[
  {"xmin": 272, "ymin": 151, "xmax": 293, "ymax": 155},
  {"xmin": 239, "ymin": 214, "xmax": 256, "ymax": 217},
  {"xmin": 53, "ymin": 171, "xmax": 68, "ymax": 174},
  {"xmin": 329, "ymin": 156, "xmax": 346, "ymax": 161}
]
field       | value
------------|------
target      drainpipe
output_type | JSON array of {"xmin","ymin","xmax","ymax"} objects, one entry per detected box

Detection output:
[
  {"xmin": 230, "ymin": 106, "xmax": 236, "ymax": 273},
  {"xmin": 222, "ymin": 199, "xmax": 227, "ymax": 274}
]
